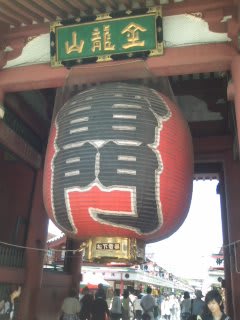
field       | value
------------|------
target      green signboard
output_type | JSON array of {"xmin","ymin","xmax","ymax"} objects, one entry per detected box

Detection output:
[{"xmin": 50, "ymin": 7, "xmax": 163, "ymax": 67}]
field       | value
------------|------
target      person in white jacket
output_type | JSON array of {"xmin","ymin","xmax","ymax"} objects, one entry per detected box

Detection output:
[
  {"xmin": 110, "ymin": 289, "xmax": 122, "ymax": 320},
  {"xmin": 161, "ymin": 296, "xmax": 171, "ymax": 320},
  {"xmin": 133, "ymin": 292, "xmax": 143, "ymax": 320}
]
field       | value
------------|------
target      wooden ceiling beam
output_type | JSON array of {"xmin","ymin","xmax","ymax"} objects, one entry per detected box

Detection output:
[
  {"xmin": 0, "ymin": 0, "xmax": 236, "ymax": 30},
  {"xmin": 163, "ymin": 0, "xmax": 234, "ymax": 16},
  {"xmin": 66, "ymin": 0, "xmax": 90, "ymax": 12},
  {"xmin": 16, "ymin": 0, "xmax": 55, "ymax": 21},
  {"xmin": 0, "ymin": 1, "xmax": 44, "ymax": 24},
  {"xmin": 0, "ymin": 21, "xmax": 9, "ymax": 37},
  {"xmin": 50, "ymin": 0, "xmax": 76, "ymax": 14},
  {"xmin": 81, "ymin": 0, "xmax": 109, "ymax": 13},
  {"xmin": 102, "ymin": 0, "xmax": 118, "ymax": 11},
  {"xmin": 136, "ymin": 0, "xmax": 145, "ymax": 7},
  {"xmin": 0, "ymin": 10, "xmax": 20, "ymax": 26},
  {"xmin": 78, "ymin": 0, "xmax": 93, "ymax": 12},
  {"xmin": 92, "ymin": 0, "xmax": 109, "ymax": 12},
  {"xmin": 117, "ymin": 0, "xmax": 132, "ymax": 10},
  {"xmin": 31, "ymin": 0, "xmax": 67, "ymax": 18},
  {"xmin": 0, "ymin": 3, "xmax": 32, "ymax": 25}
]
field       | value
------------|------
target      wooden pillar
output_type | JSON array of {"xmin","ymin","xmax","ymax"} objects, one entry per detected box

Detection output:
[
  {"xmin": 70, "ymin": 240, "xmax": 82, "ymax": 293},
  {"xmin": 230, "ymin": 56, "xmax": 240, "ymax": 152},
  {"xmin": 228, "ymin": 55, "xmax": 240, "ymax": 318},
  {"xmin": 0, "ymin": 90, "xmax": 4, "ymax": 120},
  {"xmin": 223, "ymin": 150, "xmax": 240, "ymax": 319},
  {"xmin": 217, "ymin": 175, "xmax": 234, "ymax": 316},
  {"xmin": 64, "ymin": 238, "xmax": 82, "ymax": 293},
  {"xmin": 17, "ymin": 169, "xmax": 49, "ymax": 320},
  {"xmin": 0, "ymin": 89, "xmax": 4, "ymax": 102},
  {"xmin": 120, "ymin": 273, "xmax": 124, "ymax": 295}
]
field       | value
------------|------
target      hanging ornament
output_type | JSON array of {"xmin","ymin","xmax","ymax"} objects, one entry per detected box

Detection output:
[{"xmin": 43, "ymin": 82, "xmax": 193, "ymax": 263}]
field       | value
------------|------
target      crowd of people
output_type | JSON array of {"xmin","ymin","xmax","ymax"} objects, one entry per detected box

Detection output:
[
  {"xmin": 0, "ymin": 286, "xmax": 21, "ymax": 320},
  {"xmin": 60, "ymin": 284, "xmax": 109, "ymax": 320},
  {"xmin": 60, "ymin": 285, "xmax": 231, "ymax": 320}
]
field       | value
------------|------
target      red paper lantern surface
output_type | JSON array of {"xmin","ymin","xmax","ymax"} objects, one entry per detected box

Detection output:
[{"xmin": 43, "ymin": 83, "xmax": 193, "ymax": 243}]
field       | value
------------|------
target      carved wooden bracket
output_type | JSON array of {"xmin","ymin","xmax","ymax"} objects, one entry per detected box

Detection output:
[{"xmin": 1, "ymin": 24, "xmax": 49, "ymax": 70}]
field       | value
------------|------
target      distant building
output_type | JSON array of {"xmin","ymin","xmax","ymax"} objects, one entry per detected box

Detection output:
[
  {"xmin": 208, "ymin": 247, "xmax": 224, "ymax": 288},
  {"xmin": 46, "ymin": 234, "xmax": 194, "ymax": 295}
]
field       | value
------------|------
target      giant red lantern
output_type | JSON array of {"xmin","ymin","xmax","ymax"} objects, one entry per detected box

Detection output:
[{"xmin": 43, "ymin": 82, "xmax": 193, "ymax": 263}]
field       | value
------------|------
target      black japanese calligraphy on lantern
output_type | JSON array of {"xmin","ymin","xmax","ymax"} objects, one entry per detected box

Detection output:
[
  {"xmin": 95, "ymin": 142, "xmax": 159, "ymax": 233},
  {"xmin": 51, "ymin": 83, "xmax": 171, "ymax": 234}
]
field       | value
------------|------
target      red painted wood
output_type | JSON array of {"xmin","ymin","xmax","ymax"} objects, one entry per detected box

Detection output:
[
  {"xmin": 203, "ymin": 8, "xmax": 228, "ymax": 33},
  {"xmin": 163, "ymin": 0, "xmax": 235, "ymax": 16},
  {"xmin": 1, "ymin": 23, "xmax": 49, "ymax": 41},
  {"xmin": 231, "ymin": 56, "xmax": 240, "ymax": 154},
  {"xmin": 0, "ymin": 89, "xmax": 4, "ymax": 101},
  {"xmin": 227, "ymin": 18, "xmax": 240, "ymax": 51},
  {"xmin": 0, "ymin": 266, "xmax": 24, "ymax": 283},
  {"xmin": 193, "ymin": 136, "xmax": 233, "ymax": 156},
  {"xmin": 0, "ymin": 121, "xmax": 42, "ymax": 168},
  {"xmin": 17, "ymin": 170, "xmax": 49, "ymax": 320},
  {"xmin": 0, "ymin": 44, "xmax": 237, "ymax": 93},
  {"xmin": 147, "ymin": 44, "xmax": 237, "ymax": 77},
  {"xmin": 227, "ymin": 82, "xmax": 234, "ymax": 101},
  {"xmin": 0, "ymin": 159, "xmax": 35, "ymax": 244},
  {"xmin": 5, "ymin": 94, "xmax": 49, "ymax": 141},
  {"xmin": 222, "ymin": 150, "xmax": 240, "ymax": 320},
  {"xmin": 37, "ymin": 272, "xmax": 72, "ymax": 320}
]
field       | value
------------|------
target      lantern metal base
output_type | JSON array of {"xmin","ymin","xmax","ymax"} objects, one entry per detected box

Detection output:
[{"xmin": 82, "ymin": 237, "xmax": 145, "ymax": 264}]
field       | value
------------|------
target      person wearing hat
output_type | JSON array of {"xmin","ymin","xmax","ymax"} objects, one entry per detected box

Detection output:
[{"xmin": 192, "ymin": 290, "xmax": 205, "ymax": 317}]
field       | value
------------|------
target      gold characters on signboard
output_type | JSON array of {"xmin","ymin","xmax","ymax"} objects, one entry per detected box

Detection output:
[
  {"xmin": 121, "ymin": 22, "xmax": 146, "ymax": 49},
  {"xmin": 92, "ymin": 25, "xmax": 115, "ymax": 52},
  {"xmin": 65, "ymin": 32, "xmax": 84, "ymax": 54},
  {"xmin": 65, "ymin": 22, "xmax": 147, "ymax": 55},
  {"xmin": 103, "ymin": 26, "xmax": 115, "ymax": 51},
  {"xmin": 91, "ymin": 27, "xmax": 102, "ymax": 52}
]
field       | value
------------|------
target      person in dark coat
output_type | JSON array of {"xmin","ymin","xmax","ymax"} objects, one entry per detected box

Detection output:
[
  {"xmin": 95, "ymin": 283, "xmax": 107, "ymax": 300},
  {"xmin": 91, "ymin": 289, "xmax": 110, "ymax": 320},
  {"xmin": 79, "ymin": 286, "xmax": 93, "ymax": 320}
]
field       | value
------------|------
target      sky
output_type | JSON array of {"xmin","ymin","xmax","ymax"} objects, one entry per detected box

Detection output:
[
  {"xmin": 48, "ymin": 179, "xmax": 223, "ymax": 280},
  {"xmin": 146, "ymin": 179, "xmax": 222, "ymax": 279}
]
